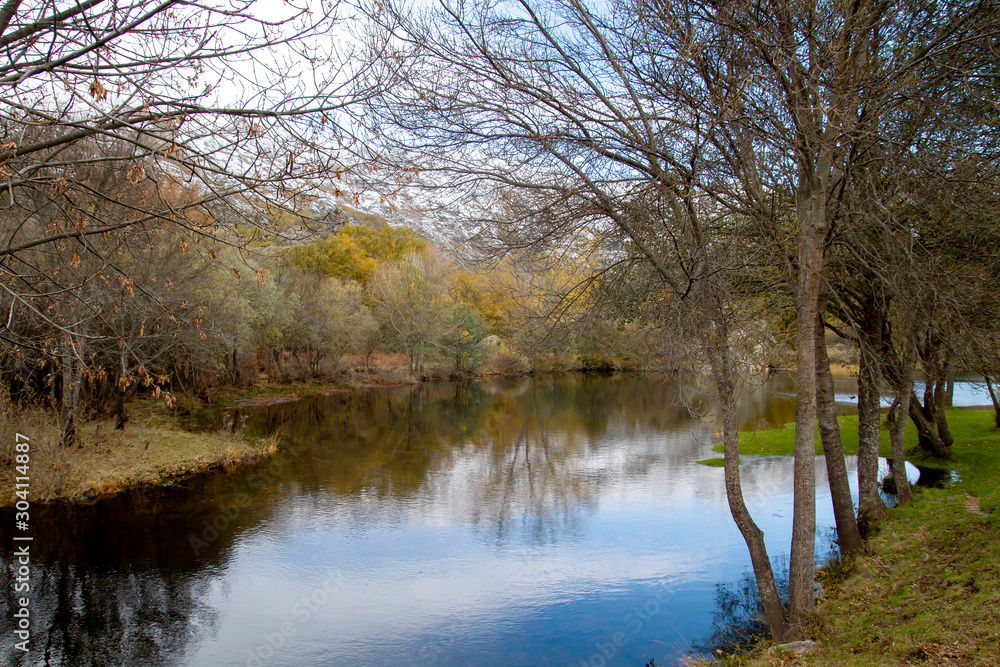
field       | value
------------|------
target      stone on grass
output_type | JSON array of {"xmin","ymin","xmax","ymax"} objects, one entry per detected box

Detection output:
[{"xmin": 770, "ymin": 640, "xmax": 818, "ymax": 656}]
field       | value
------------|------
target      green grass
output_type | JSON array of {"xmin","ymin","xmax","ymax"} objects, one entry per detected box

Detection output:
[
  {"xmin": 697, "ymin": 457, "xmax": 726, "ymax": 467},
  {"xmin": 724, "ymin": 407, "xmax": 1000, "ymax": 666},
  {"xmin": 714, "ymin": 407, "xmax": 991, "ymax": 463},
  {"xmin": 697, "ymin": 457, "xmax": 746, "ymax": 467}
]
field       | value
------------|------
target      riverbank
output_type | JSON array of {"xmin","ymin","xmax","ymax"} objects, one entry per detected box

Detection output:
[
  {"xmin": 709, "ymin": 407, "xmax": 1000, "ymax": 666},
  {"xmin": 0, "ymin": 350, "xmax": 650, "ymax": 508},
  {"xmin": 0, "ymin": 397, "xmax": 286, "ymax": 508},
  {"xmin": 0, "ymin": 353, "xmax": 455, "ymax": 508}
]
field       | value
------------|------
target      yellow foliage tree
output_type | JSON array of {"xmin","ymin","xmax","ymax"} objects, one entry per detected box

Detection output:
[{"xmin": 286, "ymin": 223, "xmax": 429, "ymax": 283}]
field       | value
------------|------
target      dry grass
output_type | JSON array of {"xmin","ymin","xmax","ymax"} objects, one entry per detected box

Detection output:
[
  {"xmin": 827, "ymin": 362, "xmax": 858, "ymax": 376},
  {"xmin": 0, "ymin": 398, "xmax": 281, "ymax": 507}
]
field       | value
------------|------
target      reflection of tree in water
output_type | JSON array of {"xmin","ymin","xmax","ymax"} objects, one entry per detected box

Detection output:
[
  {"xmin": 235, "ymin": 374, "xmax": 706, "ymax": 546},
  {"xmin": 0, "ymin": 374, "xmax": 802, "ymax": 665},
  {"xmin": 0, "ymin": 474, "xmax": 257, "ymax": 666},
  {"xmin": 56, "ymin": 566, "xmax": 213, "ymax": 666},
  {"xmin": 457, "ymin": 375, "xmax": 702, "ymax": 546},
  {"xmin": 238, "ymin": 382, "xmax": 509, "ymax": 499},
  {"xmin": 1, "ymin": 558, "xmax": 220, "ymax": 667},
  {"xmin": 691, "ymin": 557, "xmax": 790, "ymax": 658},
  {"xmin": 476, "ymin": 380, "xmax": 595, "ymax": 546}
]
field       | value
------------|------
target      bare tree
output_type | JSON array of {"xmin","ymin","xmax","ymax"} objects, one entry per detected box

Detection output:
[
  {"xmin": 1, "ymin": 0, "xmax": 390, "ymax": 411},
  {"xmin": 364, "ymin": 0, "xmax": 999, "ymax": 640}
]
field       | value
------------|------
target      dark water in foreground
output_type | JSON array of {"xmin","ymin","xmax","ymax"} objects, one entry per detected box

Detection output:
[{"xmin": 2, "ymin": 373, "xmax": 954, "ymax": 666}]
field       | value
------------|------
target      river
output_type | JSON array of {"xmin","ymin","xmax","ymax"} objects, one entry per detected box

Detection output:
[{"xmin": 2, "ymin": 372, "xmax": 985, "ymax": 666}]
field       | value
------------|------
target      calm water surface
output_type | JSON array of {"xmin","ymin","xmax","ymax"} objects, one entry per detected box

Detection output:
[{"xmin": 2, "ymin": 373, "xmax": 949, "ymax": 666}]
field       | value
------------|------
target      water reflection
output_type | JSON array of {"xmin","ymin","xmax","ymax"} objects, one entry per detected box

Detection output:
[{"xmin": 3, "ymin": 374, "xmax": 859, "ymax": 667}]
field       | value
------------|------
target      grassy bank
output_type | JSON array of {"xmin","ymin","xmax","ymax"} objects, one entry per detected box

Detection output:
[
  {"xmin": 0, "ymin": 398, "xmax": 280, "ymax": 508},
  {"xmin": 0, "ymin": 351, "xmax": 562, "ymax": 509},
  {"xmin": 703, "ymin": 407, "xmax": 991, "ymax": 461},
  {"xmin": 706, "ymin": 407, "xmax": 1000, "ymax": 666},
  {"xmin": 0, "ymin": 353, "xmax": 446, "ymax": 509}
]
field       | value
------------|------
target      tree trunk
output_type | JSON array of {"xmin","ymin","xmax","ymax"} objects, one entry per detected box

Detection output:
[
  {"xmin": 885, "ymin": 396, "xmax": 900, "ymax": 425},
  {"xmin": 911, "ymin": 336, "xmax": 953, "ymax": 458},
  {"xmin": 933, "ymin": 374, "xmax": 953, "ymax": 448},
  {"xmin": 985, "ymin": 376, "xmax": 1000, "ymax": 428},
  {"xmin": 114, "ymin": 386, "xmax": 132, "ymax": 430},
  {"xmin": 908, "ymin": 393, "xmax": 952, "ymax": 459},
  {"xmin": 944, "ymin": 362, "xmax": 955, "ymax": 407},
  {"xmin": 890, "ymin": 335, "xmax": 916, "ymax": 506},
  {"xmin": 59, "ymin": 352, "xmax": 77, "ymax": 448},
  {"xmin": 173, "ymin": 361, "xmax": 188, "ymax": 393},
  {"xmin": 814, "ymin": 311, "xmax": 864, "ymax": 554},
  {"xmin": 59, "ymin": 337, "xmax": 85, "ymax": 448},
  {"xmin": 856, "ymin": 299, "xmax": 888, "ymax": 523},
  {"xmin": 857, "ymin": 346, "xmax": 886, "ymax": 524},
  {"xmin": 713, "ymin": 318, "xmax": 794, "ymax": 643},
  {"xmin": 788, "ymin": 190, "xmax": 821, "ymax": 631}
]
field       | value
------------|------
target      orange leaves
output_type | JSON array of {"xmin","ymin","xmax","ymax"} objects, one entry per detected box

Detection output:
[
  {"xmin": 119, "ymin": 274, "xmax": 134, "ymax": 298},
  {"xmin": 126, "ymin": 164, "xmax": 145, "ymax": 185},
  {"xmin": 89, "ymin": 79, "xmax": 107, "ymax": 101}
]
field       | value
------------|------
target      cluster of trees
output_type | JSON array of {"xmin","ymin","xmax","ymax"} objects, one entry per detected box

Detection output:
[
  {"xmin": 361, "ymin": 0, "xmax": 1000, "ymax": 643},
  {"xmin": 0, "ymin": 0, "xmax": 382, "ymax": 441},
  {"xmin": 3, "ymin": 149, "xmax": 656, "ymax": 443},
  {"xmin": 1, "ymin": 205, "xmax": 480, "ymax": 439}
]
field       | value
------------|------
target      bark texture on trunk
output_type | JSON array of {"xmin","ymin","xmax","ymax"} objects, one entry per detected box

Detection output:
[
  {"xmin": 908, "ymin": 395, "xmax": 952, "ymax": 459},
  {"xmin": 933, "ymin": 375, "xmax": 953, "ymax": 448},
  {"xmin": 788, "ymin": 191, "xmax": 821, "ymax": 630},
  {"xmin": 986, "ymin": 376, "xmax": 1000, "ymax": 428},
  {"xmin": 856, "ymin": 299, "xmax": 888, "ymax": 523},
  {"xmin": 910, "ymin": 335, "xmax": 953, "ymax": 459},
  {"xmin": 814, "ymin": 311, "xmax": 864, "ymax": 554},
  {"xmin": 944, "ymin": 363, "xmax": 955, "ymax": 407},
  {"xmin": 59, "ymin": 337, "xmax": 85, "ymax": 448},
  {"xmin": 114, "ymin": 388, "xmax": 128, "ymax": 430},
  {"xmin": 857, "ymin": 348, "xmax": 886, "ymax": 523}
]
